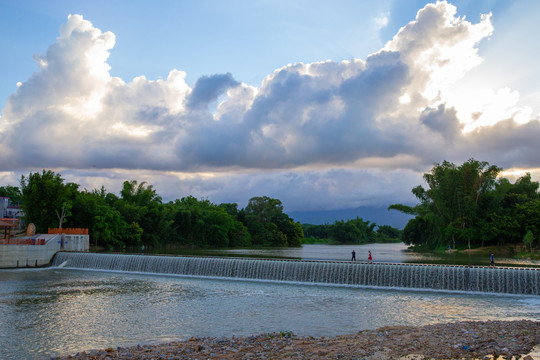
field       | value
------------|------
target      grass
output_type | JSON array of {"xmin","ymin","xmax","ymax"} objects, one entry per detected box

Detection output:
[
  {"xmin": 515, "ymin": 250, "xmax": 540, "ymax": 260},
  {"xmin": 409, "ymin": 243, "xmax": 539, "ymax": 260}
]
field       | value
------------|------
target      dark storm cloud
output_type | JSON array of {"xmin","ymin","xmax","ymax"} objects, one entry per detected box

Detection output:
[
  {"xmin": 463, "ymin": 119, "xmax": 540, "ymax": 169},
  {"xmin": 186, "ymin": 73, "xmax": 239, "ymax": 109},
  {"xmin": 420, "ymin": 104, "xmax": 462, "ymax": 138}
]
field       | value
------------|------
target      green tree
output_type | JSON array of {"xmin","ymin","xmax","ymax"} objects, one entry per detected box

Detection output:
[
  {"xmin": 516, "ymin": 199, "xmax": 540, "ymax": 237},
  {"xmin": 302, "ymin": 223, "xmax": 331, "ymax": 240},
  {"xmin": 391, "ymin": 161, "xmax": 540, "ymax": 250},
  {"xmin": 219, "ymin": 203, "xmax": 240, "ymax": 218},
  {"xmin": 203, "ymin": 207, "xmax": 234, "ymax": 248},
  {"xmin": 350, "ymin": 217, "xmax": 376, "ymax": 243},
  {"xmin": 93, "ymin": 205, "xmax": 129, "ymax": 250},
  {"xmin": 376, "ymin": 225, "xmax": 402, "ymax": 242},
  {"xmin": 20, "ymin": 170, "xmax": 78, "ymax": 232},
  {"xmin": 481, "ymin": 174, "xmax": 540, "ymax": 246},
  {"xmin": 228, "ymin": 220, "xmax": 252, "ymax": 247},
  {"xmin": 329, "ymin": 220, "xmax": 361, "ymax": 244},
  {"xmin": 114, "ymin": 180, "xmax": 163, "ymax": 246},
  {"xmin": 17, "ymin": 169, "xmax": 307, "ymax": 251},
  {"xmin": 245, "ymin": 196, "xmax": 284, "ymax": 224},
  {"xmin": 124, "ymin": 222, "xmax": 144, "ymax": 248},
  {"xmin": 168, "ymin": 196, "xmax": 245, "ymax": 248},
  {"xmin": 70, "ymin": 187, "xmax": 108, "ymax": 242},
  {"xmin": 219, "ymin": 202, "xmax": 252, "ymax": 247},
  {"xmin": 0, "ymin": 185, "xmax": 22, "ymax": 204},
  {"xmin": 56, "ymin": 201, "xmax": 72, "ymax": 229},
  {"xmin": 390, "ymin": 159, "xmax": 501, "ymax": 249},
  {"xmin": 523, "ymin": 230, "xmax": 535, "ymax": 252},
  {"xmin": 244, "ymin": 196, "xmax": 302, "ymax": 246}
]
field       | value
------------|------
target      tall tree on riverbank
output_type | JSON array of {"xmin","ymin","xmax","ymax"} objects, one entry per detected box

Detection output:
[
  {"xmin": 12, "ymin": 172, "xmax": 307, "ymax": 250},
  {"xmin": 20, "ymin": 170, "xmax": 78, "ymax": 233},
  {"xmin": 390, "ymin": 159, "xmax": 539, "ymax": 250},
  {"xmin": 244, "ymin": 196, "xmax": 303, "ymax": 247},
  {"xmin": 480, "ymin": 174, "xmax": 540, "ymax": 246},
  {"xmin": 114, "ymin": 180, "xmax": 162, "ymax": 246}
]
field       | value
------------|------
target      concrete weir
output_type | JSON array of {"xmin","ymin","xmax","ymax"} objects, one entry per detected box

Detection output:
[
  {"xmin": 0, "ymin": 234, "xmax": 89, "ymax": 268},
  {"xmin": 51, "ymin": 252, "xmax": 540, "ymax": 295}
]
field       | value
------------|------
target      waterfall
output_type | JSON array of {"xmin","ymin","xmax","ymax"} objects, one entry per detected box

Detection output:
[{"xmin": 51, "ymin": 252, "xmax": 540, "ymax": 295}]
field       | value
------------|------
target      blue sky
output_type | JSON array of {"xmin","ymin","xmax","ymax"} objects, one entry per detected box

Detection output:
[
  {"xmin": 1, "ymin": 0, "xmax": 391, "ymax": 102},
  {"xmin": 0, "ymin": 0, "xmax": 539, "ymax": 216}
]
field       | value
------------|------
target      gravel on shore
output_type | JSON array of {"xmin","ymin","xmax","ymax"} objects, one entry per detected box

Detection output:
[{"xmin": 54, "ymin": 320, "xmax": 539, "ymax": 360}]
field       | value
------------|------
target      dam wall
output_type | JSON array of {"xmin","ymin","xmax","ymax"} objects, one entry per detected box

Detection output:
[
  {"xmin": 51, "ymin": 252, "xmax": 540, "ymax": 295},
  {"xmin": 0, "ymin": 234, "xmax": 89, "ymax": 268}
]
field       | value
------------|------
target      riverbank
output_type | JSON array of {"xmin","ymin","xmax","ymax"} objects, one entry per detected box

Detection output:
[
  {"xmin": 411, "ymin": 244, "xmax": 539, "ymax": 259},
  {"xmin": 54, "ymin": 320, "xmax": 539, "ymax": 359},
  {"xmin": 459, "ymin": 245, "xmax": 540, "ymax": 262},
  {"xmin": 404, "ymin": 243, "xmax": 540, "ymax": 267}
]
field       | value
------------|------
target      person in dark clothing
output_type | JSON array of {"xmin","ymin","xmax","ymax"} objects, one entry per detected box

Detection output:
[
  {"xmin": 351, "ymin": 250, "xmax": 356, "ymax": 261},
  {"xmin": 490, "ymin": 253, "xmax": 494, "ymax": 266}
]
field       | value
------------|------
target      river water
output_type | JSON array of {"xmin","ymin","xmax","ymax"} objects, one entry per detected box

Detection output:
[
  {"xmin": 206, "ymin": 243, "xmax": 540, "ymax": 267},
  {"xmin": 1, "ymin": 264, "xmax": 540, "ymax": 359}
]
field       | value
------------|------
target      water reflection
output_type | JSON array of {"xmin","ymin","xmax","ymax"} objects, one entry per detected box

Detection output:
[
  {"xmin": 0, "ymin": 268, "xmax": 539, "ymax": 359},
  {"xmin": 206, "ymin": 243, "xmax": 540, "ymax": 268},
  {"xmin": 208, "ymin": 243, "xmax": 412, "ymax": 262}
]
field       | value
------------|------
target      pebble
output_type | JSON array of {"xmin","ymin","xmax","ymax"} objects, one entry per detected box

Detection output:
[{"xmin": 52, "ymin": 320, "xmax": 539, "ymax": 360}]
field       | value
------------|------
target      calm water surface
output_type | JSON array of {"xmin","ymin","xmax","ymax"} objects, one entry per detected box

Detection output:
[
  {"xmin": 1, "ymin": 266, "xmax": 539, "ymax": 359},
  {"xmin": 207, "ymin": 243, "xmax": 540, "ymax": 267}
]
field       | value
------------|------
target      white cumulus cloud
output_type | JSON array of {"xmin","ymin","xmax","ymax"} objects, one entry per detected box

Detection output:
[{"xmin": 0, "ymin": 1, "xmax": 538, "ymax": 212}]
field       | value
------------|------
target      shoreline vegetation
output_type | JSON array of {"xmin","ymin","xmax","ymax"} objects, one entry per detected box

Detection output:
[
  {"xmin": 408, "ymin": 244, "xmax": 540, "ymax": 262},
  {"xmin": 53, "ymin": 320, "xmax": 540, "ymax": 360},
  {"xmin": 6, "ymin": 171, "xmax": 404, "ymax": 252},
  {"xmin": 6, "ymin": 158, "xmax": 538, "ymax": 258},
  {"xmin": 389, "ymin": 159, "xmax": 539, "ymax": 256}
]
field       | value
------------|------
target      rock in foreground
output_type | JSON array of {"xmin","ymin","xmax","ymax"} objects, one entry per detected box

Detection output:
[{"xmin": 54, "ymin": 320, "xmax": 539, "ymax": 359}]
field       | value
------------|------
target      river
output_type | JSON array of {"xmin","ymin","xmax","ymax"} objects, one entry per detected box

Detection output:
[
  {"xmin": 205, "ymin": 243, "xmax": 540, "ymax": 267},
  {"xmin": 0, "ymin": 266, "xmax": 539, "ymax": 359}
]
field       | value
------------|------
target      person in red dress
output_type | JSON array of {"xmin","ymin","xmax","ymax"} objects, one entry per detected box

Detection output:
[{"xmin": 368, "ymin": 251, "xmax": 372, "ymax": 263}]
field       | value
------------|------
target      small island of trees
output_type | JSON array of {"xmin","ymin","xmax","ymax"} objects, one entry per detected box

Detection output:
[
  {"xmin": 302, "ymin": 219, "xmax": 402, "ymax": 244},
  {"xmin": 389, "ymin": 158, "xmax": 539, "ymax": 255}
]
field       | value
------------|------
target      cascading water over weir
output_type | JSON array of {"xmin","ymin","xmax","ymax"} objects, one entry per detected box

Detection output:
[{"xmin": 51, "ymin": 252, "xmax": 540, "ymax": 295}]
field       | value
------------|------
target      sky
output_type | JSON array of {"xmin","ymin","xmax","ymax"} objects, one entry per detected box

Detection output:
[{"xmin": 0, "ymin": 0, "xmax": 539, "ymax": 216}]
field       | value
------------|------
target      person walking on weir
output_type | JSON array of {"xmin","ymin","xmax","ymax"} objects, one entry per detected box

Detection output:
[
  {"xmin": 351, "ymin": 250, "xmax": 356, "ymax": 261},
  {"xmin": 368, "ymin": 251, "xmax": 373, "ymax": 263},
  {"xmin": 490, "ymin": 253, "xmax": 494, "ymax": 266}
]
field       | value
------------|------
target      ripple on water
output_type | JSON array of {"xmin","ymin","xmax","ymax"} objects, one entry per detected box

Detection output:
[{"xmin": 0, "ymin": 268, "xmax": 538, "ymax": 360}]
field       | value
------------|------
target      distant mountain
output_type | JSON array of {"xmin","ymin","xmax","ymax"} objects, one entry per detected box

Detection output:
[{"xmin": 287, "ymin": 206, "xmax": 414, "ymax": 229}]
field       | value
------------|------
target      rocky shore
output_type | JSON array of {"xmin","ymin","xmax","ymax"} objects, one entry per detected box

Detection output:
[{"xmin": 54, "ymin": 320, "xmax": 539, "ymax": 360}]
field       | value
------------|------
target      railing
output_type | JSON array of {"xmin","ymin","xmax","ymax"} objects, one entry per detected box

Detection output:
[
  {"xmin": 0, "ymin": 218, "xmax": 19, "ymax": 225},
  {"xmin": 48, "ymin": 228, "xmax": 88, "ymax": 235},
  {"xmin": 0, "ymin": 238, "xmax": 47, "ymax": 245},
  {"xmin": 0, "ymin": 218, "xmax": 20, "ymax": 239}
]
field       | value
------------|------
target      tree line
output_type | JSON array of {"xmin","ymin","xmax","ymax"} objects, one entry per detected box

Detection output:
[
  {"xmin": 302, "ymin": 218, "xmax": 402, "ymax": 244},
  {"xmin": 389, "ymin": 159, "xmax": 540, "ymax": 250},
  {"xmin": 3, "ymin": 170, "xmax": 304, "ymax": 251}
]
